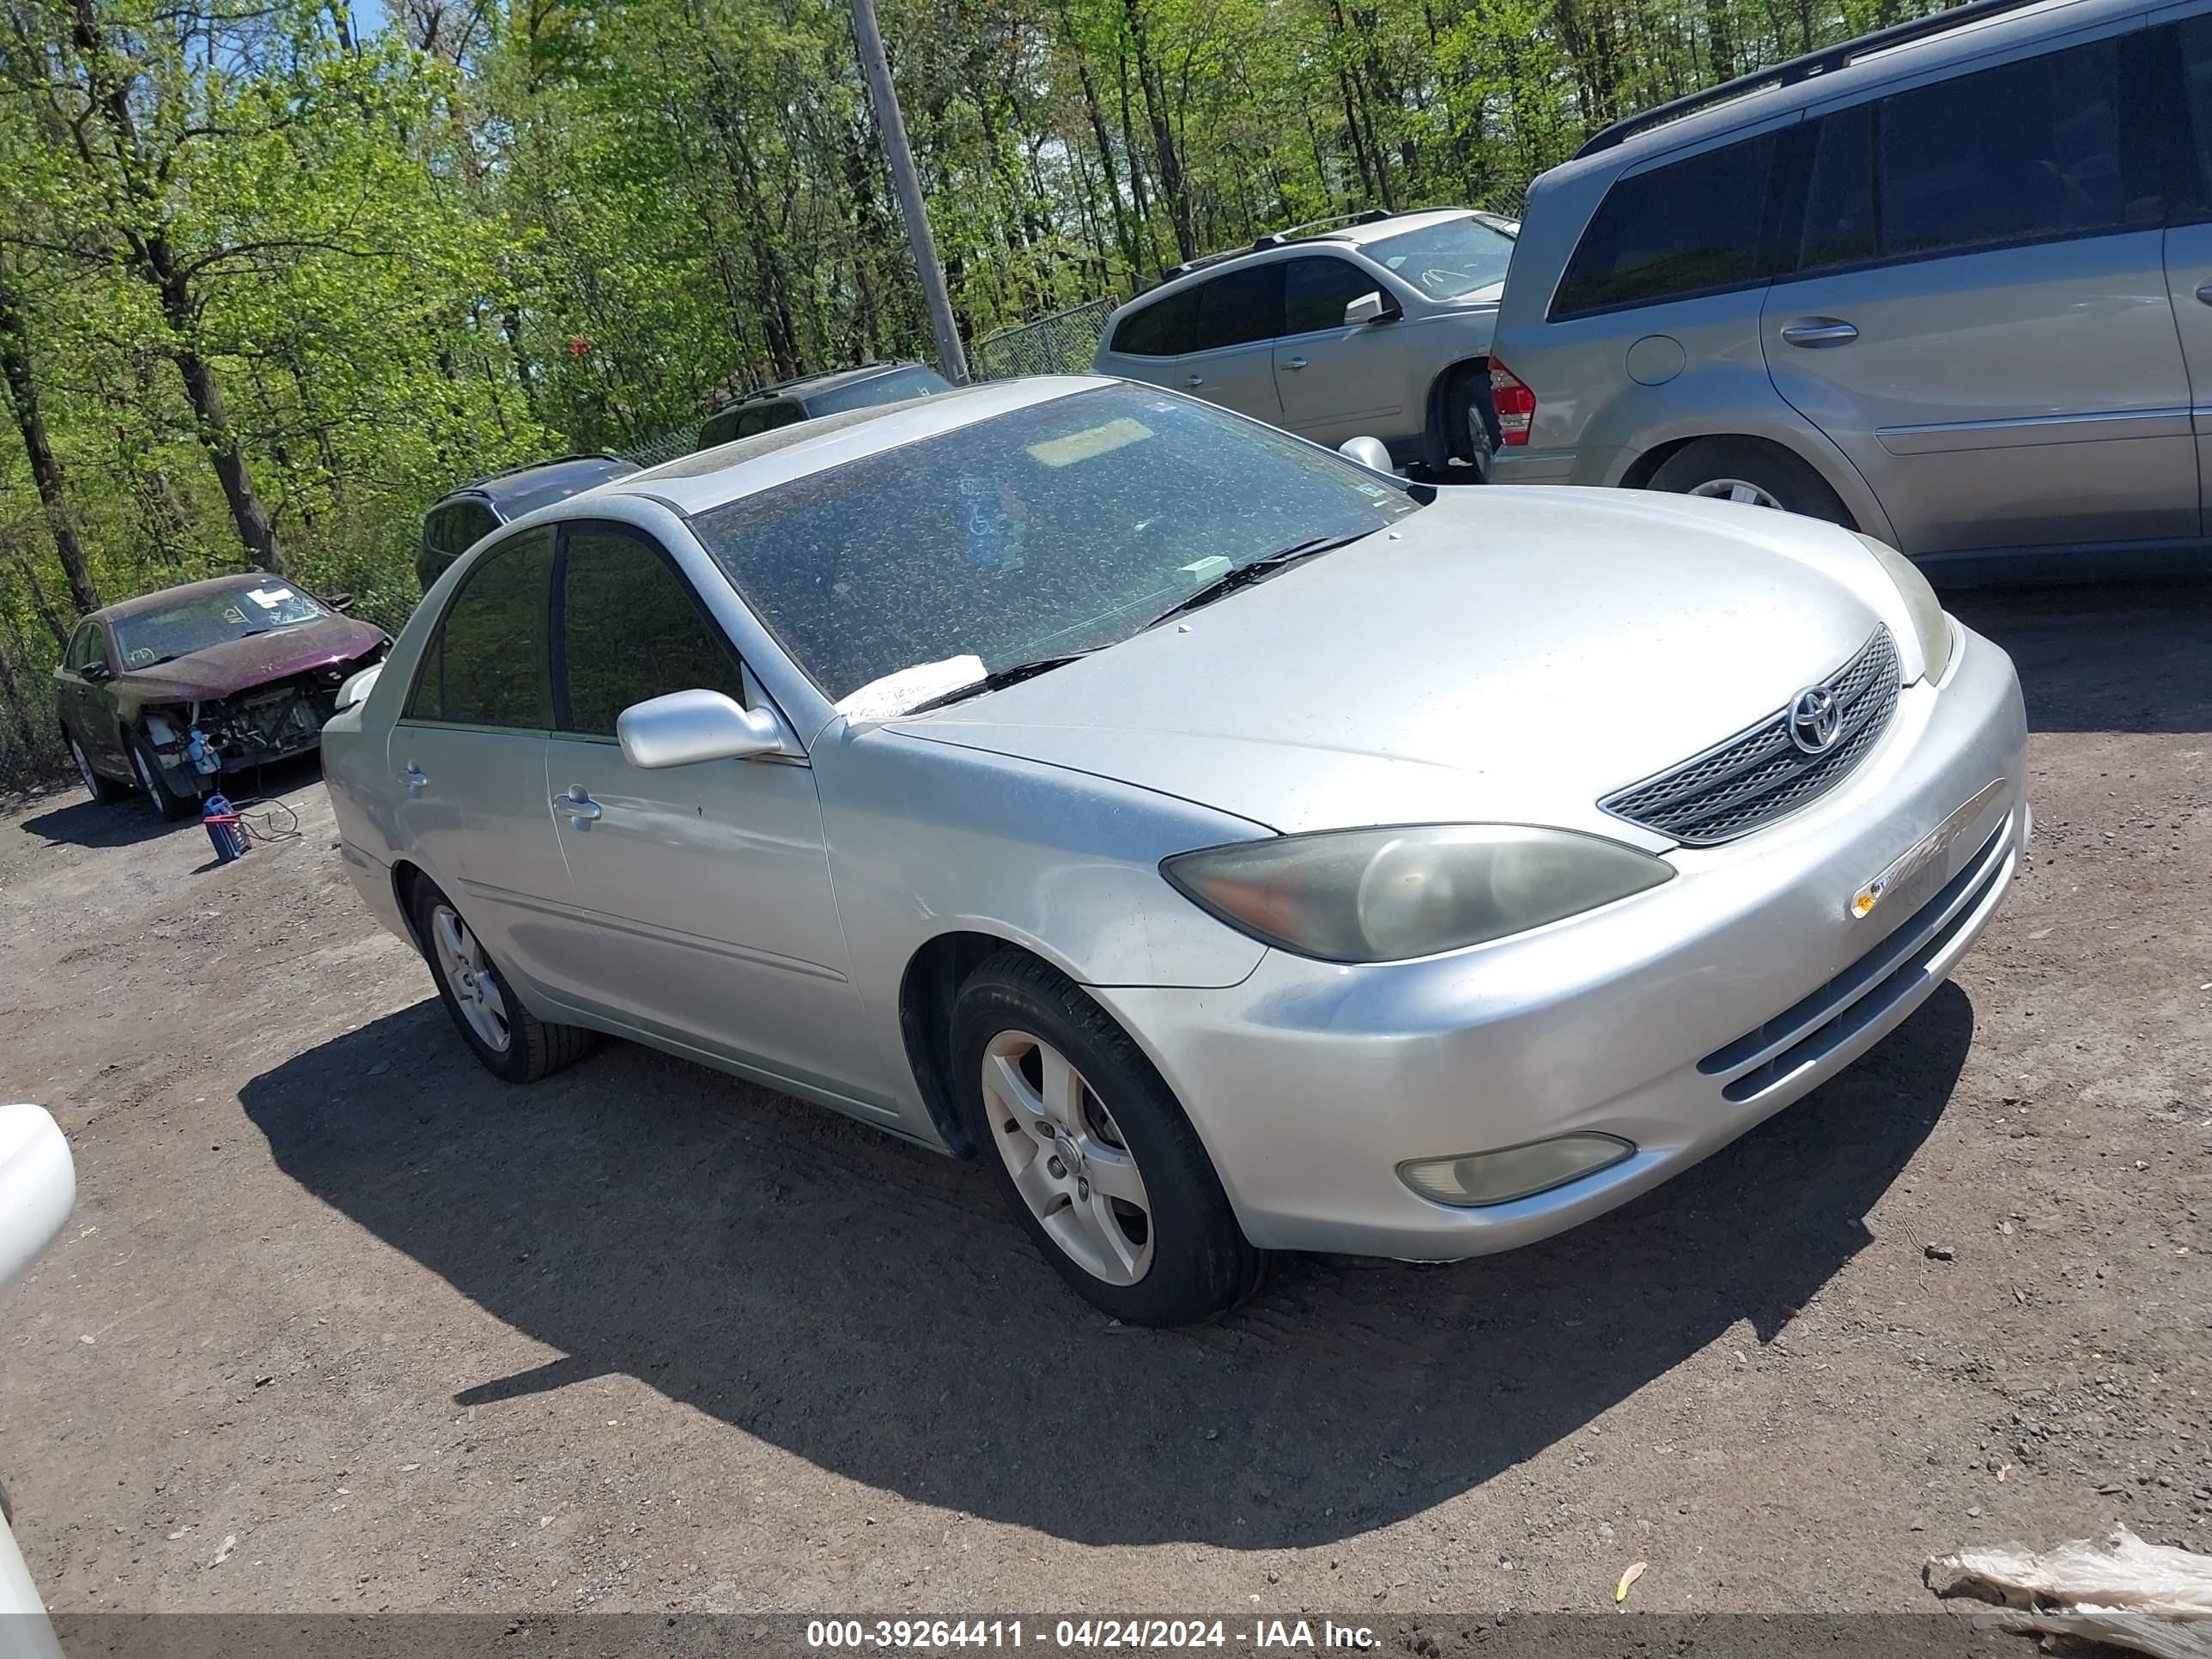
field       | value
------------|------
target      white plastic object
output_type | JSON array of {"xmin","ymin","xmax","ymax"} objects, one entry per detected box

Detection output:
[{"xmin": 1927, "ymin": 1525, "xmax": 2212, "ymax": 1658}]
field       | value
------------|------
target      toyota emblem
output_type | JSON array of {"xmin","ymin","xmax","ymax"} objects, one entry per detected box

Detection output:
[{"xmin": 1789, "ymin": 685, "xmax": 1843, "ymax": 754}]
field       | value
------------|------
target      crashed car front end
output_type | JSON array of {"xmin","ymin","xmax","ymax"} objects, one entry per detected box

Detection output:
[{"xmin": 132, "ymin": 646, "xmax": 388, "ymax": 792}]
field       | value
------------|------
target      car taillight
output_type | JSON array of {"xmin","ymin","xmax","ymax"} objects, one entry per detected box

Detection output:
[{"xmin": 1489, "ymin": 360, "xmax": 1535, "ymax": 447}]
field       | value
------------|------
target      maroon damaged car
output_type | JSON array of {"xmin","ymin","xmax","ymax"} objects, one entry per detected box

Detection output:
[{"xmin": 55, "ymin": 574, "xmax": 389, "ymax": 819}]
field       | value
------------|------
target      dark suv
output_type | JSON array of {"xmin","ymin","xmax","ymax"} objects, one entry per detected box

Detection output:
[
  {"xmin": 696, "ymin": 363, "xmax": 951, "ymax": 450},
  {"xmin": 417, "ymin": 454, "xmax": 640, "ymax": 591}
]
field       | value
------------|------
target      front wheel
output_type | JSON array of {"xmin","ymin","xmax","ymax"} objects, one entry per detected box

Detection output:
[
  {"xmin": 129, "ymin": 734, "xmax": 200, "ymax": 821},
  {"xmin": 952, "ymin": 951, "xmax": 1262, "ymax": 1324},
  {"xmin": 1647, "ymin": 437, "xmax": 1851, "ymax": 524}
]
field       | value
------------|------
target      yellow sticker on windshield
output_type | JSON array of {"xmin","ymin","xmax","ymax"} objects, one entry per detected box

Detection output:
[{"xmin": 1026, "ymin": 417, "xmax": 1153, "ymax": 468}]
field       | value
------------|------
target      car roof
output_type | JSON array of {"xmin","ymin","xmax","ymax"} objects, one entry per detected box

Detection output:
[
  {"xmin": 1124, "ymin": 208, "xmax": 1493, "ymax": 307},
  {"xmin": 716, "ymin": 362, "xmax": 929, "ymax": 411},
  {"xmin": 88, "ymin": 572, "xmax": 288, "ymax": 626},
  {"xmin": 1548, "ymin": 0, "xmax": 2115, "ymax": 179},
  {"xmin": 441, "ymin": 453, "xmax": 639, "ymax": 509},
  {"xmin": 610, "ymin": 376, "xmax": 1101, "ymax": 518}
]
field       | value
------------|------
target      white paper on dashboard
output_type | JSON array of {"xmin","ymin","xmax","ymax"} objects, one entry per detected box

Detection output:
[{"xmin": 835, "ymin": 655, "xmax": 987, "ymax": 726}]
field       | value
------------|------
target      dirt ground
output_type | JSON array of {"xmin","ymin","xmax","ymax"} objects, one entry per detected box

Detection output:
[{"xmin": 1, "ymin": 580, "xmax": 2208, "ymax": 1625}]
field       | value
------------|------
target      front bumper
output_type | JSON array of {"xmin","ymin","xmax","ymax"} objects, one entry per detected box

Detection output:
[{"xmin": 1095, "ymin": 622, "xmax": 2027, "ymax": 1258}]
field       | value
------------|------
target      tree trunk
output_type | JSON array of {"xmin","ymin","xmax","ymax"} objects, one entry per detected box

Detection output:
[
  {"xmin": 0, "ymin": 270, "xmax": 100, "ymax": 616},
  {"xmin": 1121, "ymin": 0, "xmax": 1194, "ymax": 260}
]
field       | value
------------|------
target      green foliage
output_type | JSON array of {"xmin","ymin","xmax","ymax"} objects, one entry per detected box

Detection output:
[{"xmin": 0, "ymin": 0, "xmax": 1947, "ymax": 787}]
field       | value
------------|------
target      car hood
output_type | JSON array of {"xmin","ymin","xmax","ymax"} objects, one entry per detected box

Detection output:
[
  {"xmin": 118, "ymin": 615, "xmax": 388, "ymax": 703},
  {"xmin": 888, "ymin": 488, "xmax": 1909, "ymax": 844}
]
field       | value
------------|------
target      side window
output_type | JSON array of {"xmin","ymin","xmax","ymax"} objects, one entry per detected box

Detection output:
[
  {"xmin": 1871, "ymin": 36, "xmax": 2149, "ymax": 261},
  {"xmin": 451, "ymin": 501, "xmax": 500, "ymax": 550},
  {"xmin": 406, "ymin": 527, "xmax": 555, "ymax": 727},
  {"xmin": 422, "ymin": 505, "xmax": 455, "ymax": 556},
  {"xmin": 1283, "ymin": 257, "xmax": 1386, "ymax": 334},
  {"xmin": 2179, "ymin": 16, "xmax": 2212, "ymax": 220},
  {"xmin": 1111, "ymin": 288, "xmax": 1201, "ymax": 356},
  {"xmin": 557, "ymin": 524, "xmax": 751, "ymax": 738},
  {"xmin": 1188, "ymin": 264, "xmax": 1285, "ymax": 349},
  {"xmin": 734, "ymin": 408, "xmax": 773, "ymax": 440},
  {"xmin": 698, "ymin": 410, "xmax": 741, "ymax": 449},
  {"xmin": 761, "ymin": 402, "xmax": 805, "ymax": 431},
  {"xmin": 66, "ymin": 622, "xmax": 106, "ymax": 672},
  {"xmin": 1551, "ymin": 132, "xmax": 1776, "ymax": 319},
  {"xmin": 1796, "ymin": 102, "xmax": 1877, "ymax": 270}
]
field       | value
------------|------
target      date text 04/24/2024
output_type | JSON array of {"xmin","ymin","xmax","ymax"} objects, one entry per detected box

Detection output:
[{"xmin": 804, "ymin": 1620, "xmax": 1377, "ymax": 1650}]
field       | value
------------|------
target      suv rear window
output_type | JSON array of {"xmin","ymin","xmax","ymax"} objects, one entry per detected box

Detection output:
[{"xmin": 1551, "ymin": 132, "xmax": 1776, "ymax": 319}]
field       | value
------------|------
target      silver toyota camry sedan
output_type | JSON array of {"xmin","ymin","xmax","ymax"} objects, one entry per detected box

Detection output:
[{"xmin": 323, "ymin": 376, "xmax": 2027, "ymax": 1324}]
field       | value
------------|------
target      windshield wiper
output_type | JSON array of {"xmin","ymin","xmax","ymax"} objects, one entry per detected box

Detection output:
[
  {"xmin": 1142, "ymin": 528, "xmax": 1376, "ymax": 629},
  {"xmin": 904, "ymin": 650, "xmax": 1097, "ymax": 714}
]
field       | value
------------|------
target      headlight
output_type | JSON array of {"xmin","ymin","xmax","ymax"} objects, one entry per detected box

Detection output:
[
  {"xmin": 1855, "ymin": 532, "xmax": 1952, "ymax": 684},
  {"xmin": 1161, "ymin": 824, "xmax": 1673, "ymax": 963}
]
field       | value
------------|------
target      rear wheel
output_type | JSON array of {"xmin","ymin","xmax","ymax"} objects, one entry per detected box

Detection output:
[
  {"xmin": 1648, "ymin": 437, "xmax": 1851, "ymax": 525},
  {"xmin": 409, "ymin": 878, "xmax": 596, "ymax": 1084},
  {"xmin": 952, "ymin": 950, "xmax": 1262, "ymax": 1324},
  {"xmin": 1443, "ymin": 363, "xmax": 1496, "ymax": 480},
  {"xmin": 70, "ymin": 736, "xmax": 131, "ymax": 805},
  {"xmin": 129, "ymin": 733, "xmax": 200, "ymax": 821}
]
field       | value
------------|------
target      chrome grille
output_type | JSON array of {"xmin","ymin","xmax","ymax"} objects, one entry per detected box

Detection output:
[{"xmin": 1601, "ymin": 628, "xmax": 1900, "ymax": 846}]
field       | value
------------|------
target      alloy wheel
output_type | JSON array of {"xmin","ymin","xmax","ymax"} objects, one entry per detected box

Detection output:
[
  {"xmin": 981, "ymin": 1029, "xmax": 1155, "ymax": 1285},
  {"xmin": 1687, "ymin": 477, "xmax": 1783, "ymax": 509},
  {"xmin": 430, "ymin": 903, "xmax": 512, "ymax": 1054}
]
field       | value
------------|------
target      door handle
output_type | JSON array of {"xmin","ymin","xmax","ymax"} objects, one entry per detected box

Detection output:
[
  {"xmin": 1284, "ymin": 356, "xmax": 1309, "ymax": 371},
  {"xmin": 1182, "ymin": 374, "xmax": 1205, "ymax": 387},
  {"xmin": 2195, "ymin": 282, "xmax": 2212, "ymax": 307},
  {"xmin": 555, "ymin": 787, "xmax": 602, "ymax": 823},
  {"xmin": 1779, "ymin": 319, "xmax": 1858, "ymax": 347},
  {"xmin": 401, "ymin": 764, "xmax": 428, "ymax": 790}
]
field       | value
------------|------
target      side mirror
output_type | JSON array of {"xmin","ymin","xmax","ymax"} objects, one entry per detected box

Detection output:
[
  {"xmin": 617, "ymin": 689, "xmax": 788, "ymax": 769},
  {"xmin": 82, "ymin": 661, "xmax": 113, "ymax": 684},
  {"xmin": 1337, "ymin": 434, "xmax": 1396, "ymax": 473},
  {"xmin": 0, "ymin": 1105, "xmax": 76, "ymax": 1294},
  {"xmin": 1343, "ymin": 290, "xmax": 1401, "ymax": 326},
  {"xmin": 324, "ymin": 592, "xmax": 356, "ymax": 615}
]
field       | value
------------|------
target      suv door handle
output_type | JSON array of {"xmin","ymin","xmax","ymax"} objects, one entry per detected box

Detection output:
[
  {"xmin": 1182, "ymin": 374, "xmax": 1205, "ymax": 387},
  {"xmin": 401, "ymin": 764, "xmax": 428, "ymax": 790},
  {"xmin": 1284, "ymin": 356, "xmax": 1309, "ymax": 371},
  {"xmin": 2195, "ymin": 282, "xmax": 2212, "ymax": 306},
  {"xmin": 555, "ymin": 787, "xmax": 602, "ymax": 823},
  {"xmin": 1779, "ymin": 319, "xmax": 1858, "ymax": 347}
]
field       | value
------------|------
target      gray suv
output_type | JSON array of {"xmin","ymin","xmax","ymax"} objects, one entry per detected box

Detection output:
[
  {"xmin": 1093, "ymin": 210, "xmax": 1516, "ymax": 471},
  {"xmin": 1487, "ymin": 0, "xmax": 2212, "ymax": 580}
]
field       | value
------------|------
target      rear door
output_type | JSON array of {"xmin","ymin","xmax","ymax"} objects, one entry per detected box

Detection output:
[
  {"xmin": 386, "ymin": 526, "xmax": 572, "ymax": 988},
  {"xmin": 1761, "ymin": 25, "xmax": 2196, "ymax": 556},
  {"xmin": 1272, "ymin": 254, "xmax": 1421, "ymax": 445},
  {"xmin": 2154, "ymin": 8, "xmax": 2212, "ymax": 526},
  {"xmin": 534, "ymin": 520, "xmax": 872, "ymax": 1101},
  {"xmin": 1093, "ymin": 268, "xmax": 1286, "ymax": 422}
]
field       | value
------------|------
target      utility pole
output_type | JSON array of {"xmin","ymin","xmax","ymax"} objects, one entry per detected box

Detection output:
[{"xmin": 850, "ymin": 0, "xmax": 970, "ymax": 385}]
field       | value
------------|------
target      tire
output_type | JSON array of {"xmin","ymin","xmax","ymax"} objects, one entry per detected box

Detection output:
[
  {"xmin": 409, "ymin": 877, "xmax": 596, "ymax": 1084},
  {"xmin": 129, "ymin": 733, "xmax": 201, "ymax": 821},
  {"xmin": 1647, "ymin": 437, "xmax": 1853, "ymax": 525},
  {"xmin": 70, "ymin": 735, "xmax": 131, "ymax": 805},
  {"xmin": 1444, "ymin": 362, "xmax": 1498, "ymax": 478},
  {"xmin": 951, "ymin": 950, "xmax": 1262, "ymax": 1325}
]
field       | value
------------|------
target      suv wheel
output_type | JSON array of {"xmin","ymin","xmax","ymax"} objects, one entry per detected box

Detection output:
[
  {"xmin": 1649, "ymin": 438, "xmax": 1851, "ymax": 525},
  {"xmin": 951, "ymin": 950, "xmax": 1263, "ymax": 1325},
  {"xmin": 1444, "ymin": 363, "xmax": 1496, "ymax": 479}
]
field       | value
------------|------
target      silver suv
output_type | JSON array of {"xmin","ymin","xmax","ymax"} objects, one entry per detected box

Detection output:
[
  {"xmin": 1487, "ymin": 0, "xmax": 2212, "ymax": 580},
  {"xmin": 1092, "ymin": 209, "xmax": 1515, "ymax": 471}
]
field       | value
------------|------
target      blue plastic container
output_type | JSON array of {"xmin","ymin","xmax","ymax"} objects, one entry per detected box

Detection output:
[{"xmin": 202, "ymin": 793, "xmax": 250, "ymax": 863}]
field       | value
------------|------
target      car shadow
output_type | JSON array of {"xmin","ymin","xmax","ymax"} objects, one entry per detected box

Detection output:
[
  {"xmin": 16, "ymin": 756, "xmax": 324, "ymax": 850},
  {"xmin": 1946, "ymin": 575, "xmax": 2212, "ymax": 734},
  {"xmin": 240, "ymin": 980, "xmax": 1972, "ymax": 1548}
]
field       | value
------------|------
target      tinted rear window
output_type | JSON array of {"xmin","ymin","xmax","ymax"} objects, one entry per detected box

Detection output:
[
  {"xmin": 1552, "ymin": 132, "xmax": 1775, "ymax": 319},
  {"xmin": 1112, "ymin": 289, "xmax": 1202, "ymax": 356}
]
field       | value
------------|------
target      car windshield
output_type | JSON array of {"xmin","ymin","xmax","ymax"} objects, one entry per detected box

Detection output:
[
  {"xmin": 1362, "ymin": 215, "xmax": 1516, "ymax": 300},
  {"xmin": 689, "ymin": 383, "xmax": 1425, "ymax": 708},
  {"xmin": 112, "ymin": 585, "xmax": 326, "ymax": 668},
  {"xmin": 808, "ymin": 366, "xmax": 951, "ymax": 415}
]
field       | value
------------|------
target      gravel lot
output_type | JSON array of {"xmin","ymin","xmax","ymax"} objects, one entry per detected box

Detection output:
[{"xmin": 1, "ymin": 580, "xmax": 2207, "ymax": 1624}]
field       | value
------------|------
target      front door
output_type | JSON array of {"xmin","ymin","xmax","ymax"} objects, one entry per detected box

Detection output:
[
  {"xmin": 1272, "ymin": 254, "xmax": 1414, "ymax": 446},
  {"xmin": 533, "ymin": 520, "xmax": 872, "ymax": 1107},
  {"xmin": 1763, "ymin": 31, "xmax": 2197, "ymax": 556}
]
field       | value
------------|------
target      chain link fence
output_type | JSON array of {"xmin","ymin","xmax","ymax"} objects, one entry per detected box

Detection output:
[{"xmin": 971, "ymin": 298, "xmax": 1116, "ymax": 380}]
